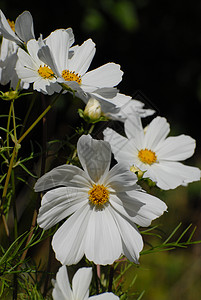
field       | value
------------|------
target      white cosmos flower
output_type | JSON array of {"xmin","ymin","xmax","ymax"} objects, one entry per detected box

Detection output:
[
  {"xmin": 0, "ymin": 10, "xmax": 35, "ymax": 45},
  {"xmin": 104, "ymin": 115, "xmax": 201, "ymax": 190},
  {"xmin": 16, "ymin": 38, "xmax": 61, "ymax": 95},
  {"xmin": 52, "ymin": 266, "xmax": 119, "ymax": 300},
  {"xmin": 35, "ymin": 135, "xmax": 167, "ymax": 265},
  {"xmin": 0, "ymin": 38, "xmax": 29, "ymax": 89},
  {"xmin": 37, "ymin": 29, "xmax": 123, "ymax": 105}
]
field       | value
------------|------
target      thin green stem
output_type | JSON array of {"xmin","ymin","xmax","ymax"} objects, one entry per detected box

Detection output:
[
  {"xmin": 1, "ymin": 91, "xmax": 62, "ymax": 210},
  {"xmin": 11, "ymin": 170, "xmax": 18, "ymax": 240},
  {"xmin": 19, "ymin": 93, "xmax": 36, "ymax": 137},
  {"xmin": 11, "ymin": 101, "xmax": 17, "ymax": 143},
  {"xmin": 6, "ymin": 102, "xmax": 12, "ymax": 155},
  {"xmin": 18, "ymin": 91, "xmax": 62, "ymax": 144}
]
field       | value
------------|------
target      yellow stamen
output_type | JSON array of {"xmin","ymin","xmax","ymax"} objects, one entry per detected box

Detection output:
[
  {"xmin": 61, "ymin": 69, "xmax": 82, "ymax": 84},
  {"xmin": 7, "ymin": 19, "xmax": 15, "ymax": 32},
  {"xmin": 88, "ymin": 184, "xmax": 109, "ymax": 206},
  {"xmin": 138, "ymin": 148, "xmax": 157, "ymax": 165},
  {"xmin": 38, "ymin": 65, "xmax": 54, "ymax": 79}
]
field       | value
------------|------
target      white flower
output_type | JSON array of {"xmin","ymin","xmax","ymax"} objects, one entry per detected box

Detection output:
[
  {"xmin": 104, "ymin": 115, "xmax": 201, "ymax": 190},
  {"xmin": 52, "ymin": 266, "xmax": 119, "ymax": 300},
  {"xmin": 37, "ymin": 29, "xmax": 123, "ymax": 103},
  {"xmin": 16, "ymin": 38, "xmax": 61, "ymax": 95},
  {"xmin": 0, "ymin": 10, "xmax": 35, "ymax": 45},
  {"xmin": 106, "ymin": 95, "xmax": 155, "ymax": 122},
  {"xmin": 0, "ymin": 38, "xmax": 29, "ymax": 89},
  {"xmin": 35, "ymin": 135, "xmax": 167, "ymax": 265}
]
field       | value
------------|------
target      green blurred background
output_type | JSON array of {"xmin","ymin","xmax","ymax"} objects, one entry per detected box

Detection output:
[{"xmin": 1, "ymin": 0, "xmax": 201, "ymax": 299}]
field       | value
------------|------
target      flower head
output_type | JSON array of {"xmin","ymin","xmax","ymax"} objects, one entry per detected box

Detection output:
[
  {"xmin": 16, "ymin": 38, "xmax": 61, "ymax": 94},
  {"xmin": 37, "ymin": 29, "xmax": 123, "ymax": 105},
  {"xmin": 104, "ymin": 115, "xmax": 201, "ymax": 190},
  {"xmin": 35, "ymin": 135, "xmax": 167, "ymax": 265},
  {"xmin": 52, "ymin": 266, "xmax": 119, "ymax": 300},
  {"xmin": 0, "ymin": 10, "xmax": 35, "ymax": 45}
]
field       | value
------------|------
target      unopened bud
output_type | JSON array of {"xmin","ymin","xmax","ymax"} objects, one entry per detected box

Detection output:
[
  {"xmin": 130, "ymin": 165, "xmax": 144, "ymax": 179},
  {"xmin": 0, "ymin": 90, "xmax": 19, "ymax": 101},
  {"xmin": 84, "ymin": 98, "xmax": 102, "ymax": 121}
]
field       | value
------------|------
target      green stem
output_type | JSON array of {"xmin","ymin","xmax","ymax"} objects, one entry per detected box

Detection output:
[
  {"xmin": 11, "ymin": 170, "xmax": 18, "ymax": 239},
  {"xmin": 19, "ymin": 93, "xmax": 36, "ymax": 137},
  {"xmin": 11, "ymin": 101, "xmax": 17, "ymax": 142},
  {"xmin": 6, "ymin": 102, "xmax": 12, "ymax": 155},
  {"xmin": 18, "ymin": 91, "xmax": 62, "ymax": 144},
  {"xmin": 1, "ymin": 91, "xmax": 62, "ymax": 214},
  {"xmin": 88, "ymin": 124, "xmax": 95, "ymax": 135}
]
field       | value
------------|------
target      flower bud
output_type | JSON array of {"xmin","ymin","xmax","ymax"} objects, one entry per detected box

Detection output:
[
  {"xmin": 130, "ymin": 165, "xmax": 144, "ymax": 179},
  {"xmin": 0, "ymin": 90, "xmax": 19, "ymax": 101},
  {"xmin": 83, "ymin": 98, "xmax": 102, "ymax": 121}
]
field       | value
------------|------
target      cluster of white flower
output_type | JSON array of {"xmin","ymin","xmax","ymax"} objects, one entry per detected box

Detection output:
[{"xmin": 0, "ymin": 10, "xmax": 200, "ymax": 299}]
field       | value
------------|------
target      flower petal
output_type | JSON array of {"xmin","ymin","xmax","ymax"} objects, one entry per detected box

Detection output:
[
  {"xmin": 72, "ymin": 268, "xmax": 92, "ymax": 300},
  {"xmin": 82, "ymin": 63, "xmax": 123, "ymax": 89},
  {"xmin": 105, "ymin": 163, "xmax": 138, "ymax": 191},
  {"xmin": 157, "ymin": 135, "xmax": 196, "ymax": 161},
  {"xmin": 149, "ymin": 161, "xmax": 200, "ymax": 190},
  {"xmin": 15, "ymin": 11, "xmax": 35, "ymax": 43},
  {"xmin": 34, "ymin": 164, "xmax": 91, "ymax": 192},
  {"xmin": 103, "ymin": 128, "xmax": 136, "ymax": 166},
  {"xmin": 69, "ymin": 39, "xmax": 96, "ymax": 76},
  {"xmin": 109, "ymin": 207, "xmax": 143, "ymax": 263},
  {"xmin": 0, "ymin": 10, "xmax": 20, "ymax": 43},
  {"xmin": 52, "ymin": 265, "xmax": 73, "ymax": 300},
  {"xmin": 89, "ymin": 293, "xmax": 119, "ymax": 300},
  {"xmin": 77, "ymin": 135, "xmax": 111, "ymax": 183},
  {"xmin": 84, "ymin": 206, "xmax": 122, "ymax": 265},
  {"xmin": 52, "ymin": 204, "xmax": 90, "ymax": 265},
  {"xmin": 37, "ymin": 187, "xmax": 88, "ymax": 230},
  {"xmin": 144, "ymin": 116, "xmax": 170, "ymax": 150}
]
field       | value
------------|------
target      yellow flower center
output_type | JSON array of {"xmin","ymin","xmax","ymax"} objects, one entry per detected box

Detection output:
[
  {"xmin": 38, "ymin": 65, "xmax": 54, "ymax": 79},
  {"xmin": 138, "ymin": 148, "xmax": 157, "ymax": 165},
  {"xmin": 61, "ymin": 70, "xmax": 82, "ymax": 84},
  {"xmin": 88, "ymin": 184, "xmax": 109, "ymax": 206},
  {"xmin": 7, "ymin": 19, "xmax": 15, "ymax": 32}
]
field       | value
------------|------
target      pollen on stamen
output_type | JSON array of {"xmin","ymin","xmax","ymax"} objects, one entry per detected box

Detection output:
[
  {"xmin": 38, "ymin": 65, "xmax": 54, "ymax": 79},
  {"xmin": 7, "ymin": 19, "xmax": 15, "ymax": 32},
  {"xmin": 138, "ymin": 148, "xmax": 157, "ymax": 165},
  {"xmin": 61, "ymin": 69, "xmax": 82, "ymax": 84},
  {"xmin": 88, "ymin": 184, "xmax": 109, "ymax": 206}
]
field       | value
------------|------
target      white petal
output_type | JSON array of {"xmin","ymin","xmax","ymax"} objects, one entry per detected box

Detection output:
[
  {"xmin": 157, "ymin": 135, "xmax": 196, "ymax": 161},
  {"xmin": 37, "ymin": 187, "xmax": 88, "ymax": 230},
  {"xmin": 52, "ymin": 266, "xmax": 73, "ymax": 300},
  {"xmin": 109, "ymin": 207, "xmax": 143, "ymax": 263},
  {"xmin": 52, "ymin": 204, "xmax": 90, "ymax": 265},
  {"xmin": 149, "ymin": 161, "xmax": 200, "ymax": 190},
  {"xmin": 124, "ymin": 114, "xmax": 144, "ymax": 145},
  {"xmin": 15, "ymin": 11, "xmax": 35, "ymax": 43},
  {"xmin": 82, "ymin": 63, "xmax": 123, "ymax": 88},
  {"xmin": 105, "ymin": 163, "xmax": 138, "ymax": 191},
  {"xmin": 72, "ymin": 268, "xmax": 92, "ymax": 300},
  {"xmin": 103, "ymin": 128, "xmax": 136, "ymax": 165},
  {"xmin": 84, "ymin": 206, "xmax": 122, "ymax": 265},
  {"xmin": 125, "ymin": 190, "xmax": 167, "ymax": 226},
  {"xmin": 35, "ymin": 164, "xmax": 91, "ymax": 192},
  {"xmin": 144, "ymin": 117, "xmax": 170, "ymax": 149},
  {"xmin": 0, "ymin": 10, "xmax": 20, "ymax": 43},
  {"xmin": 77, "ymin": 135, "xmax": 111, "ymax": 183},
  {"xmin": 69, "ymin": 39, "xmax": 96, "ymax": 76},
  {"xmin": 89, "ymin": 293, "xmax": 119, "ymax": 300},
  {"xmin": 44, "ymin": 29, "xmax": 70, "ymax": 73}
]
